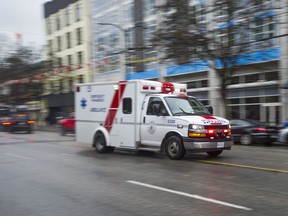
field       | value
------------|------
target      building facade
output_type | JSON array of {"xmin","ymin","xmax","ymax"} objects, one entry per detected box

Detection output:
[
  {"xmin": 90, "ymin": 0, "xmax": 158, "ymax": 81},
  {"xmin": 44, "ymin": 0, "xmax": 92, "ymax": 123},
  {"xmin": 89, "ymin": 0, "xmax": 287, "ymax": 126}
]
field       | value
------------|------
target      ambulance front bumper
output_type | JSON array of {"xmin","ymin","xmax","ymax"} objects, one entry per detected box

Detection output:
[{"xmin": 183, "ymin": 137, "xmax": 234, "ymax": 152}]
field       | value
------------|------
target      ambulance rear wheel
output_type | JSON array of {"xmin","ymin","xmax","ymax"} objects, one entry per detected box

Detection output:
[
  {"xmin": 94, "ymin": 132, "xmax": 108, "ymax": 153},
  {"xmin": 165, "ymin": 136, "xmax": 185, "ymax": 160}
]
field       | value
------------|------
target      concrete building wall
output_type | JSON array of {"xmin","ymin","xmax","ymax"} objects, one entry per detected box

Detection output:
[{"xmin": 279, "ymin": 0, "xmax": 288, "ymax": 122}]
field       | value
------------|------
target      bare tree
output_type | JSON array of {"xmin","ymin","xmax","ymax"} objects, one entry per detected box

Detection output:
[
  {"xmin": 0, "ymin": 46, "xmax": 44, "ymax": 104},
  {"xmin": 152, "ymin": 0, "xmax": 280, "ymax": 117}
]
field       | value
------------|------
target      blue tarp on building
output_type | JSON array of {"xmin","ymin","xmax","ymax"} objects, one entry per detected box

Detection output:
[{"xmin": 127, "ymin": 47, "xmax": 280, "ymax": 80}]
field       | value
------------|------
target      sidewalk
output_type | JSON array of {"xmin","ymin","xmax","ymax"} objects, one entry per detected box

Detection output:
[{"xmin": 34, "ymin": 125, "xmax": 60, "ymax": 133}]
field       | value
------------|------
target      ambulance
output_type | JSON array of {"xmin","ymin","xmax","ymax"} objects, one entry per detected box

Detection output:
[{"xmin": 75, "ymin": 80, "xmax": 233, "ymax": 160}]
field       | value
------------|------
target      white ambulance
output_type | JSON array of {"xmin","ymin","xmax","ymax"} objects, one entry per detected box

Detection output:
[{"xmin": 75, "ymin": 80, "xmax": 233, "ymax": 160}]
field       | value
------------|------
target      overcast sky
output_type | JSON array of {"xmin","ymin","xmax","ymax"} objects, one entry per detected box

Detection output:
[{"xmin": 0, "ymin": 0, "xmax": 48, "ymax": 49}]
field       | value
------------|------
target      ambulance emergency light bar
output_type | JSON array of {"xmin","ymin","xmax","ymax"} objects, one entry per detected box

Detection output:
[{"xmin": 140, "ymin": 81, "xmax": 187, "ymax": 94}]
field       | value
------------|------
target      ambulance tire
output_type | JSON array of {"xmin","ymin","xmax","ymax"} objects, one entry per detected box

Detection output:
[
  {"xmin": 165, "ymin": 136, "xmax": 186, "ymax": 160},
  {"xmin": 206, "ymin": 150, "xmax": 223, "ymax": 157},
  {"xmin": 106, "ymin": 146, "xmax": 115, "ymax": 153},
  {"xmin": 94, "ymin": 132, "xmax": 109, "ymax": 153}
]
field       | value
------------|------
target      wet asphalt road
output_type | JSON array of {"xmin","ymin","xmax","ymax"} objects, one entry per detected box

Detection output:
[{"xmin": 0, "ymin": 131, "xmax": 287, "ymax": 216}]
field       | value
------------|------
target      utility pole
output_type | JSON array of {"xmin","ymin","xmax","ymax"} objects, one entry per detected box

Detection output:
[{"xmin": 280, "ymin": 0, "xmax": 288, "ymax": 123}]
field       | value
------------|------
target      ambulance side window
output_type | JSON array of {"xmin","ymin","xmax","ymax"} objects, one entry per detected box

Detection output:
[
  {"xmin": 147, "ymin": 97, "xmax": 168, "ymax": 116},
  {"xmin": 123, "ymin": 98, "xmax": 132, "ymax": 114}
]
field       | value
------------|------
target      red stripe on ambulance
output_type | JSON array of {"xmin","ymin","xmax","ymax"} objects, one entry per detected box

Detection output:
[
  {"xmin": 202, "ymin": 116, "xmax": 216, "ymax": 119},
  {"xmin": 104, "ymin": 81, "xmax": 127, "ymax": 133}
]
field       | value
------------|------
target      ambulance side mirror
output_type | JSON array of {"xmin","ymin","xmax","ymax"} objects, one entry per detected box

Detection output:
[{"xmin": 205, "ymin": 105, "xmax": 213, "ymax": 115}]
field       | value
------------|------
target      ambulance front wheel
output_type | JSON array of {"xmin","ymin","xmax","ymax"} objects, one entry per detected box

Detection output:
[
  {"xmin": 94, "ymin": 132, "xmax": 114, "ymax": 153},
  {"xmin": 206, "ymin": 150, "xmax": 223, "ymax": 157},
  {"xmin": 165, "ymin": 136, "xmax": 186, "ymax": 160}
]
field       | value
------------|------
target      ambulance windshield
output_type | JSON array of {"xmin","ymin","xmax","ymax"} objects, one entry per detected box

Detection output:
[{"xmin": 164, "ymin": 96, "xmax": 210, "ymax": 116}]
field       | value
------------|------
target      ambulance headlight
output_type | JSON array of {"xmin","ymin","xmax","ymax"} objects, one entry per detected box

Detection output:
[
  {"xmin": 188, "ymin": 124, "xmax": 204, "ymax": 130},
  {"xmin": 188, "ymin": 124, "xmax": 206, "ymax": 137}
]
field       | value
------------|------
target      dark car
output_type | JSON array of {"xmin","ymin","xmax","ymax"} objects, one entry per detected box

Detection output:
[
  {"xmin": 0, "ymin": 117, "xmax": 12, "ymax": 131},
  {"xmin": 230, "ymin": 119, "xmax": 278, "ymax": 145},
  {"xmin": 6, "ymin": 114, "xmax": 35, "ymax": 133}
]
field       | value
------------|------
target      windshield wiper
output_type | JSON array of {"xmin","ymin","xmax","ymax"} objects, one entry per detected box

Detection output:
[{"xmin": 173, "ymin": 107, "xmax": 195, "ymax": 116}]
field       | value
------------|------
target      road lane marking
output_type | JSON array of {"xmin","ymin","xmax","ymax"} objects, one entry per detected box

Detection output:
[
  {"xmin": 194, "ymin": 160, "xmax": 288, "ymax": 173},
  {"xmin": 126, "ymin": 180, "xmax": 252, "ymax": 211},
  {"xmin": 5, "ymin": 153, "xmax": 34, "ymax": 160}
]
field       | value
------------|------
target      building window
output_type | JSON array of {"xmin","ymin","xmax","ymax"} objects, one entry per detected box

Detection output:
[
  {"xmin": 78, "ymin": 75, "xmax": 83, "ymax": 83},
  {"xmin": 143, "ymin": 20, "xmax": 156, "ymax": 45},
  {"xmin": 65, "ymin": 9, "xmax": 70, "ymax": 26},
  {"xmin": 244, "ymin": 74, "xmax": 259, "ymax": 83},
  {"xmin": 231, "ymin": 106, "xmax": 240, "ymax": 119},
  {"xmin": 231, "ymin": 76, "xmax": 240, "ymax": 84},
  {"xmin": 77, "ymin": 52, "xmax": 83, "ymax": 67},
  {"xmin": 254, "ymin": 16, "xmax": 275, "ymax": 42},
  {"xmin": 56, "ymin": 15, "xmax": 61, "ymax": 30},
  {"xmin": 46, "ymin": 19, "xmax": 51, "ymax": 34},
  {"xmin": 187, "ymin": 81, "xmax": 197, "ymax": 89},
  {"xmin": 245, "ymin": 105, "xmax": 260, "ymax": 120},
  {"xmin": 58, "ymin": 57, "xmax": 62, "ymax": 68},
  {"xmin": 69, "ymin": 78, "xmax": 73, "ymax": 92},
  {"xmin": 66, "ymin": 32, "xmax": 71, "ymax": 49},
  {"xmin": 227, "ymin": 98, "xmax": 240, "ymax": 104},
  {"xmin": 109, "ymin": 33, "xmax": 119, "ymax": 47},
  {"xmin": 57, "ymin": 36, "xmax": 61, "ymax": 52},
  {"xmin": 51, "ymin": 82, "xmax": 55, "ymax": 94},
  {"xmin": 67, "ymin": 55, "xmax": 72, "ymax": 66},
  {"xmin": 75, "ymin": 3, "xmax": 82, "ymax": 21},
  {"xmin": 59, "ymin": 79, "xmax": 63, "ymax": 93},
  {"xmin": 200, "ymin": 80, "xmax": 208, "ymax": 88},
  {"xmin": 187, "ymin": 80, "xmax": 208, "ymax": 88},
  {"xmin": 143, "ymin": 0, "xmax": 156, "ymax": 18},
  {"xmin": 265, "ymin": 96, "xmax": 279, "ymax": 103},
  {"xmin": 48, "ymin": 40, "xmax": 53, "ymax": 53},
  {"xmin": 76, "ymin": 28, "xmax": 82, "ymax": 45},
  {"xmin": 245, "ymin": 97, "xmax": 260, "ymax": 104},
  {"xmin": 190, "ymin": 3, "xmax": 206, "ymax": 24},
  {"xmin": 265, "ymin": 71, "xmax": 279, "ymax": 81}
]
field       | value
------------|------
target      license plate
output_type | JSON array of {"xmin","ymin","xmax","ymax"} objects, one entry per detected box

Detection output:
[{"xmin": 217, "ymin": 142, "xmax": 225, "ymax": 148}]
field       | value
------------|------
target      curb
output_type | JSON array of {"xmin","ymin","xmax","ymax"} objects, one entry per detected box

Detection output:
[{"xmin": 34, "ymin": 125, "xmax": 60, "ymax": 133}]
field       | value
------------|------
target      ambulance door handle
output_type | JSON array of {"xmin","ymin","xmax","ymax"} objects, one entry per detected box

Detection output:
[{"xmin": 143, "ymin": 117, "xmax": 146, "ymax": 123}]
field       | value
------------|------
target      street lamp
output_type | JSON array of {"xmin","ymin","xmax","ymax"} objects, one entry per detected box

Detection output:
[{"xmin": 97, "ymin": 22, "xmax": 127, "ymax": 80}]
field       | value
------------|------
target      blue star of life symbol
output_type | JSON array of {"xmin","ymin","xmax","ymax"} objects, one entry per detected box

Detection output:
[{"xmin": 81, "ymin": 98, "xmax": 87, "ymax": 109}]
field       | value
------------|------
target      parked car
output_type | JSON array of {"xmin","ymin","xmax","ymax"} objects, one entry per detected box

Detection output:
[
  {"xmin": 278, "ymin": 127, "xmax": 288, "ymax": 144},
  {"xmin": 230, "ymin": 119, "xmax": 278, "ymax": 145},
  {"xmin": 6, "ymin": 114, "xmax": 35, "ymax": 133},
  {"xmin": 58, "ymin": 112, "xmax": 75, "ymax": 136}
]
